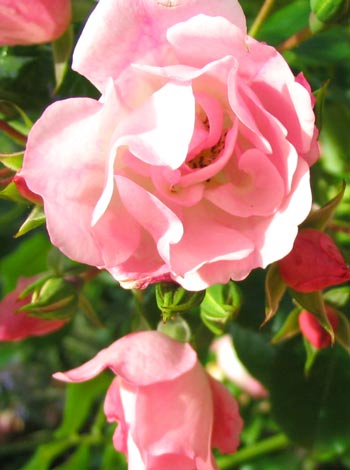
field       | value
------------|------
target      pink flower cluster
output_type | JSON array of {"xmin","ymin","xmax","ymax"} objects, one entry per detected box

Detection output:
[{"xmin": 21, "ymin": 0, "xmax": 319, "ymax": 291}]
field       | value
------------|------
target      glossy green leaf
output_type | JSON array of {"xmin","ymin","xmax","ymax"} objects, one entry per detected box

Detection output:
[{"xmin": 270, "ymin": 342, "xmax": 350, "ymax": 455}]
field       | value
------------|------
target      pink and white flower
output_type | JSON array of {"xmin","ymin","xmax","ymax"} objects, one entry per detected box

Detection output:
[
  {"xmin": 21, "ymin": 0, "xmax": 319, "ymax": 290},
  {"xmin": 53, "ymin": 330, "xmax": 243, "ymax": 470}
]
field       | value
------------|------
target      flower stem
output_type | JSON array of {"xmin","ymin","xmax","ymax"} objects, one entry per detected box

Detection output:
[
  {"xmin": 277, "ymin": 27, "xmax": 313, "ymax": 52},
  {"xmin": 217, "ymin": 433, "xmax": 290, "ymax": 469},
  {"xmin": 0, "ymin": 119, "xmax": 27, "ymax": 144},
  {"xmin": 248, "ymin": 0, "xmax": 276, "ymax": 38}
]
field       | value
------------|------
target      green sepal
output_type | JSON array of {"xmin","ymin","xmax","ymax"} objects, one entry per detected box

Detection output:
[
  {"xmin": 271, "ymin": 308, "xmax": 301, "ymax": 344},
  {"xmin": 303, "ymin": 336, "xmax": 320, "ymax": 375},
  {"xmin": 15, "ymin": 205, "xmax": 46, "ymax": 237},
  {"xmin": 302, "ymin": 181, "xmax": 346, "ymax": 230},
  {"xmin": 264, "ymin": 262, "xmax": 287, "ymax": 324},
  {"xmin": 155, "ymin": 282, "xmax": 206, "ymax": 321},
  {"xmin": 0, "ymin": 181, "xmax": 28, "ymax": 203},
  {"xmin": 19, "ymin": 277, "xmax": 79, "ymax": 320},
  {"xmin": 0, "ymin": 151, "xmax": 23, "ymax": 171},
  {"xmin": 313, "ymin": 80, "xmax": 330, "ymax": 130},
  {"xmin": 52, "ymin": 26, "xmax": 74, "ymax": 93},
  {"xmin": 334, "ymin": 310, "xmax": 350, "ymax": 352},
  {"xmin": 290, "ymin": 290, "xmax": 334, "ymax": 342},
  {"xmin": 200, "ymin": 282, "xmax": 241, "ymax": 334}
]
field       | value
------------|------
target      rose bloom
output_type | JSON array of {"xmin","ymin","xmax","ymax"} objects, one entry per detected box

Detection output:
[
  {"xmin": 0, "ymin": 0, "xmax": 71, "ymax": 46},
  {"xmin": 21, "ymin": 0, "xmax": 319, "ymax": 291},
  {"xmin": 53, "ymin": 331, "xmax": 243, "ymax": 469},
  {"xmin": 211, "ymin": 335, "xmax": 267, "ymax": 398},
  {"xmin": 279, "ymin": 228, "xmax": 350, "ymax": 292},
  {"xmin": 0, "ymin": 277, "xmax": 66, "ymax": 341},
  {"xmin": 299, "ymin": 306, "xmax": 339, "ymax": 349}
]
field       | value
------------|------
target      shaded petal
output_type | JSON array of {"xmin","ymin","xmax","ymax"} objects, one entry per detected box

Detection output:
[{"xmin": 209, "ymin": 375, "xmax": 242, "ymax": 453}]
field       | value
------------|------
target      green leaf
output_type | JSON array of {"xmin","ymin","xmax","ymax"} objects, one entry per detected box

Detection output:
[
  {"xmin": 21, "ymin": 439, "xmax": 73, "ymax": 470},
  {"xmin": 54, "ymin": 443, "xmax": 90, "ymax": 470},
  {"xmin": 0, "ymin": 232, "xmax": 51, "ymax": 293},
  {"xmin": 264, "ymin": 263, "xmax": 287, "ymax": 324},
  {"xmin": 230, "ymin": 322, "xmax": 276, "ymax": 389},
  {"xmin": 15, "ymin": 205, "xmax": 46, "ymax": 237},
  {"xmin": 270, "ymin": 341, "xmax": 350, "ymax": 456},
  {"xmin": 55, "ymin": 373, "xmax": 111, "ymax": 439},
  {"xmin": 302, "ymin": 181, "xmax": 346, "ymax": 230}
]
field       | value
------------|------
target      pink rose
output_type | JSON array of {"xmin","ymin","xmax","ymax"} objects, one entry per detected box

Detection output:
[
  {"xmin": 0, "ymin": 0, "xmax": 71, "ymax": 46},
  {"xmin": 279, "ymin": 228, "xmax": 350, "ymax": 292},
  {"xmin": 299, "ymin": 306, "xmax": 339, "ymax": 349},
  {"xmin": 0, "ymin": 277, "xmax": 67, "ymax": 341},
  {"xmin": 21, "ymin": 0, "xmax": 319, "ymax": 290},
  {"xmin": 53, "ymin": 330, "xmax": 243, "ymax": 469},
  {"xmin": 211, "ymin": 335, "xmax": 268, "ymax": 398}
]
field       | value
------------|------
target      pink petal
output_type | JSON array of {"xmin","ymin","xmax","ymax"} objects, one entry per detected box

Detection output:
[
  {"xmin": 132, "ymin": 363, "xmax": 214, "ymax": 469},
  {"xmin": 209, "ymin": 375, "xmax": 242, "ymax": 453},
  {"xmin": 167, "ymin": 15, "xmax": 247, "ymax": 68},
  {"xmin": 116, "ymin": 175, "xmax": 183, "ymax": 263},
  {"xmin": 169, "ymin": 203, "xmax": 254, "ymax": 276},
  {"xmin": 53, "ymin": 331, "xmax": 197, "ymax": 386},
  {"xmin": 21, "ymin": 92, "xmax": 140, "ymax": 270},
  {"xmin": 104, "ymin": 378, "xmax": 129, "ymax": 454},
  {"xmin": 73, "ymin": 0, "xmax": 246, "ymax": 91},
  {"xmin": 205, "ymin": 148, "xmax": 285, "ymax": 217}
]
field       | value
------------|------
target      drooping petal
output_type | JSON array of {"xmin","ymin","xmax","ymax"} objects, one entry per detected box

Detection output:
[{"xmin": 53, "ymin": 331, "xmax": 197, "ymax": 386}]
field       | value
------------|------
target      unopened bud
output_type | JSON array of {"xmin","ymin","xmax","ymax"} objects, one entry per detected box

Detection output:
[
  {"xmin": 278, "ymin": 229, "xmax": 349, "ymax": 292},
  {"xmin": 155, "ymin": 282, "xmax": 205, "ymax": 321},
  {"xmin": 299, "ymin": 306, "xmax": 339, "ymax": 349},
  {"xmin": 21, "ymin": 277, "xmax": 79, "ymax": 320}
]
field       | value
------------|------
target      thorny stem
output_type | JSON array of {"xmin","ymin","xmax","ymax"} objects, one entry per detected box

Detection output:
[
  {"xmin": 248, "ymin": 0, "xmax": 276, "ymax": 38},
  {"xmin": 0, "ymin": 119, "xmax": 27, "ymax": 144},
  {"xmin": 217, "ymin": 433, "xmax": 290, "ymax": 468},
  {"xmin": 277, "ymin": 26, "xmax": 313, "ymax": 52}
]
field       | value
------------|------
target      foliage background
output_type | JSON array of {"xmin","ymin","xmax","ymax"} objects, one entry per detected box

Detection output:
[{"xmin": 0, "ymin": 0, "xmax": 349, "ymax": 469}]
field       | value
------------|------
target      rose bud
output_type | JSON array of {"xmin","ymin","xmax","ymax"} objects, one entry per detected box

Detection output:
[
  {"xmin": 53, "ymin": 330, "xmax": 243, "ymax": 469},
  {"xmin": 299, "ymin": 306, "xmax": 339, "ymax": 349},
  {"xmin": 0, "ymin": 277, "xmax": 67, "ymax": 341},
  {"xmin": 278, "ymin": 229, "xmax": 349, "ymax": 292},
  {"xmin": 0, "ymin": 0, "xmax": 71, "ymax": 46}
]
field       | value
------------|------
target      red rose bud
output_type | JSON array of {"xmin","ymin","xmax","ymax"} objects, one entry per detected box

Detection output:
[
  {"xmin": 13, "ymin": 173, "xmax": 43, "ymax": 205},
  {"xmin": 278, "ymin": 229, "xmax": 349, "ymax": 292},
  {"xmin": 299, "ymin": 306, "xmax": 339, "ymax": 349}
]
